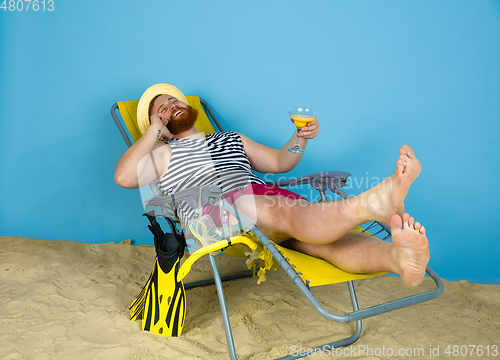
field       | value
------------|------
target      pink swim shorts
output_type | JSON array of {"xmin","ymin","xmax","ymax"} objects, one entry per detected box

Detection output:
[{"xmin": 201, "ymin": 184, "xmax": 307, "ymax": 227}]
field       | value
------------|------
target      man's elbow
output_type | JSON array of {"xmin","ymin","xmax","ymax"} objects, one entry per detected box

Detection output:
[
  {"xmin": 114, "ymin": 171, "xmax": 138, "ymax": 189},
  {"xmin": 276, "ymin": 161, "xmax": 296, "ymax": 174}
]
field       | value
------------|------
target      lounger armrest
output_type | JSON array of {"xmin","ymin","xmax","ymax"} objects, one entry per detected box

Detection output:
[{"xmin": 266, "ymin": 171, "xmax": 351, "ymax": 192}]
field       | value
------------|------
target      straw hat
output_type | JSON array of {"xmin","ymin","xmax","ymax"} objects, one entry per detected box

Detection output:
[{"xmin": 137, "ymin": 83, "xmax": 189, "ymax": 134}]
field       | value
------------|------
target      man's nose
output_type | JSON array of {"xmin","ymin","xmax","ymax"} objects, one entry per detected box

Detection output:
[{"xmin": 168, "ymin": 104, "xmax": 178, "ymax": 119}]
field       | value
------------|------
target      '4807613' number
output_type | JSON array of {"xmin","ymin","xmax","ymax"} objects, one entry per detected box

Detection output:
[{"xmin": 1, "ymin": 0, "xmax": 54, "ymax": 11}]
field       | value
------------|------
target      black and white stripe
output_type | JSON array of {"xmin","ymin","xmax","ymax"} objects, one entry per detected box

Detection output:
[{"xmin": 158, "ymin": 131, "xmax": 265, "ymax": 225}]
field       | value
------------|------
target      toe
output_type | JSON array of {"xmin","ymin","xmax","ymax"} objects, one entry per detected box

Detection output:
[
  {"xmin": 400, "ymin": 145, "xmax": 415, "ymax": 159},
  {"xmin": 396, "ymin": 159, "xmax": 405, "ymax": 175},
  {"xmin": 409, "ymin": 217, "xmax": 415, "ymax": 228},
  {"xmin": 390, "ymin": 214, "xmax": 403, "ymax": 231},
  {"xmin": 419, "ymin": 225, "xmax": 426, "ymax": 235},
  {"xmin": 414, "ymin": 222, "xmax": 421, "ymax": 231},
  {"xmin": 402, "ymin": 213, "xmax": 410, "ymax": 228}
]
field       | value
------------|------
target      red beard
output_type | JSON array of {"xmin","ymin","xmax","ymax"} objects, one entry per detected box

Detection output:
[{"xmin": 167, "ymin": 105, "xmax": 199, "ymax": 135}]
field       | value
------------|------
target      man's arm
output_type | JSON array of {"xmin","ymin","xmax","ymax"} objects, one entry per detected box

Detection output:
[
  {"xmin": 114, "ymin": 115, "xmax": 172, "ymax": 189},
  {"xmin": 239, "ymin": 119, "xmax": 319, "ymax": 174}
]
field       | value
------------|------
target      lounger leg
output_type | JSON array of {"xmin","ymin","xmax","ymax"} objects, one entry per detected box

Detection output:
[
  {"xmin": 209, "ymin": 254, "xmax": 239, "ymax": 360},
  {"xmin": 276, "ymin": 281, "xmax": 362, "ymax": 360},
  {"xmin": 184, "ymin": 270, "xmax": 253, "ymax": 289},
  {"xmin": 347, "ymin": 280, "xmax": 363, "ymax": 341}
]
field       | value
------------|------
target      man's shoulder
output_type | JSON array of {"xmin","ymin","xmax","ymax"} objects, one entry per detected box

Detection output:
[
  {"xmin": 207, "ymin": 130, "xmax": 240, "ymax": 140},
  {"xmin": 153, "ymin": 139, "xmax": 172, "ymax": 156},
  {"xmin": 209, "ymin": 130, "xmax": 237, "ymax": 136}
]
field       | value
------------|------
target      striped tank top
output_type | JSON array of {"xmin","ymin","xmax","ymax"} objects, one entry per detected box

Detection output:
[{"xmin": 157, "ymin": 131, "xmax": 266, "ymax": 226}]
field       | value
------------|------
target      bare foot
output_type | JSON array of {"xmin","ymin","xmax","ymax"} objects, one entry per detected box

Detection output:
[
  {"xmin": 363, "ymin": 145, "xmax": 422, "ymax": 224},
  {"xmin": 390, "ymin": 213, "xmax": 430, "ymax": 287},
  {"xmin": 395, "ymin": 144, "xmax": 422, "ymax": 198}
]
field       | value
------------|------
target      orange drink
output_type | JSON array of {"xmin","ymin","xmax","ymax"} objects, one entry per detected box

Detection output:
[{"xmin": 291, "ymin": 114, "xmax": 315, "ymax": 128}]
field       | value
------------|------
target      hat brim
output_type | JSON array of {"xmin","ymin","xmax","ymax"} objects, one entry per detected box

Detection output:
[{"xmin": 137, "ymin": 83, "xmax": 188, "ymax": 135}]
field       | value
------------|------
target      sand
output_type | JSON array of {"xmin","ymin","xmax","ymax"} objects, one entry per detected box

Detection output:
[{"xmin": 1, "ymin": 236, "xmax": 499, "ymax": 360}]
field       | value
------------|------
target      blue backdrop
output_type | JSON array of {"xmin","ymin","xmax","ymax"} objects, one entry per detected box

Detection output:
[{"xmin": 1, "ymin": 0, "xmax": 499, "ymax": 284}]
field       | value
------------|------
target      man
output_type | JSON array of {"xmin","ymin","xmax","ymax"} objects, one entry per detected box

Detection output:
[{"xmin": 115, "ymin": 83, "xmax": 430, "ymax": 288}]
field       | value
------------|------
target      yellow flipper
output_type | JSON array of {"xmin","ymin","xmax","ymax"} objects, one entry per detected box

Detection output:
[
  {"xmin": 130, "ymin": 256, "xmax": 186, "ymax": 337},
  {"xmin": 130, "ymin": 214, "xmax": 187, "ymax": 337}
]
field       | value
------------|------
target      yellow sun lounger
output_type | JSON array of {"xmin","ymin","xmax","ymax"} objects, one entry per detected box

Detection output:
[{"xmin": 111, "ymin": 96, "xmax": 443, "ymax": 359}]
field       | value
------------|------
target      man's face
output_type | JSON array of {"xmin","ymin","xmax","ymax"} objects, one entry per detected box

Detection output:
[{"xmin": 151, "ymin": 94, "xmax": 198, "ymax": 134}]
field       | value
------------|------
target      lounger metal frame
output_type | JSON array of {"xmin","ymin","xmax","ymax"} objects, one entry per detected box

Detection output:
[{"xmin": 111, "ymin": 99, "xmax": 443, "ymax": 360}]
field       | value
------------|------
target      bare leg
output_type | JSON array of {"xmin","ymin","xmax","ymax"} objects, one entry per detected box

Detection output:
[
  {"xmin": 231, "ymin": 145, "xmax": 428, "ymax": 287},
  {"xmin": 283, "ymin": 212, "xmax": 430, "ymax": 287},
  {"xmin": 283, "ymin": 232, "xmax": 398, "ymax": 274},
  {"xmin": 240, "ymin": 145, "xmax": 422, "ymax": 244}
]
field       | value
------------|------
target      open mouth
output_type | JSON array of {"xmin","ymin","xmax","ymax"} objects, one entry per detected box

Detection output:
[{"xmin": 173, "ymin": 109, "xmax": 182, "ymax": 119}]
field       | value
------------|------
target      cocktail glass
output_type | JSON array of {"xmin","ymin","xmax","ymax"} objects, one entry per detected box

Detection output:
[{"xmin": 287, "ymin": 106, "xmax": 317, "ymax": 154}]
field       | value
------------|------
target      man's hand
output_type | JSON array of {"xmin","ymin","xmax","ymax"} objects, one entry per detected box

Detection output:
[
  {"xmin": 150, "ymin": 113, "xmax": 173, "ymax": 140},
  {"xmin": 294, "ymin": 118, "xmax": 319, "ymax": 139}
]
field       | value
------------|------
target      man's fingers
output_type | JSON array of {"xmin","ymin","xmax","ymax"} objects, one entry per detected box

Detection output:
[
  {"xmin": 151, "ymin": 113, "xmax": 169, "ymax": 126},
  {"xmin": 159, "ymin": 115, "xmax": 169, "ymax": 126},
  {"xmin": 302, "ymin": 118, "xmax": 319, "ymax": 138},
  {"xmin": 302, "ymin": 125, "xmax": 317, "ymax": 132},
  {"xmin": 298, "ymin": 130, "xmax": 317, "ymax": 139},
  {"xmin": 302, "ymin": 120, "xmax": 318, "ymax": 131}
]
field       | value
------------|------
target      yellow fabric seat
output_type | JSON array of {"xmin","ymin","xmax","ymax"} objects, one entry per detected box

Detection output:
[
  {"xmin": 275, "ymin": 244, "xmax": 384, "ymax": 287},
  {"xmin": 220, "ymin": 230, "xmax": 382, "ymax": 287}
]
